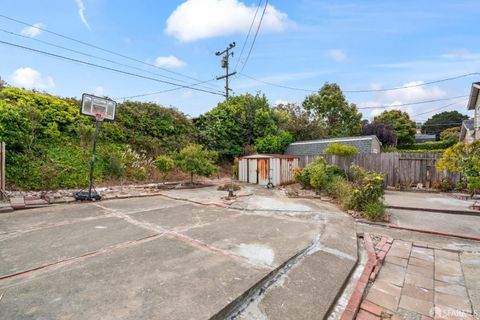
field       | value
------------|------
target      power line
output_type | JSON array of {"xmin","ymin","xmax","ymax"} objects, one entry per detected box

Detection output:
[
  {"xmin": 346, "ymin": 73, "xmax": 480, "ymax": 93},
  {"xmin": 115, "ymin": 83, "xmax": 212, "ymax": 100},
  {"xmin": 239, "ymin": 72, "xmax": 480, "ymax": 93},
  {"xmin": 239, "ymin": 0, "xmax": 268, "ymax": 73},
  {"xmin": 0, "ymin": 14, "xmax": 222, "ymax": 91},
  {"xmin": 357, "ymin": 95, "xmax": 469, "ymax": 110},
  {"xmin": 411, "ymin": 98, "xmax": 469, "ymax": 117},
  {"xmin": 0, "ymin": 28, "xmax": 222, "ymax": 94},
  {"xmin": 0, "ymin": 39, "xmax": 225, "ymax": 97},
  {"xmin": 234, "ymin": 0, "xmax": 263, "ymax": 71}
]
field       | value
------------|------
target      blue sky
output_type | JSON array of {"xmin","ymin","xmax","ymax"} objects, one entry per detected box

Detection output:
[{"xmin": 1, "ymin": 0, "xmax": 480, "ymax": 121}]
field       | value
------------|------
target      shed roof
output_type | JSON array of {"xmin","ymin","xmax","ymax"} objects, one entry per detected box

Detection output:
[
  {"xmin": 467, "ymin": 82, "xmax": 480, "ymax": 110},
  {"xmin": 415, "ymin": 134, "xmax": 436, "ymax": 140},
  {"xmin": 288, "ymin": 135, "xmax": 381, "ymax": 146},
  {"xmin": 238, "ymin": 154, "xmax": 298, "ymax": 160}
]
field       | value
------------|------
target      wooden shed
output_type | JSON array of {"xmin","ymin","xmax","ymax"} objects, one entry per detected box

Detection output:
[{"xmin": 238, "ymin": 154, "xmax": 299, "ymax": 187}]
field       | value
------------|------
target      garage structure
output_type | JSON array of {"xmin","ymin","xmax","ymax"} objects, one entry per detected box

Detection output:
[{"xmin": 238, "ymin": 154, "xmax": 299, "ymax": 186}]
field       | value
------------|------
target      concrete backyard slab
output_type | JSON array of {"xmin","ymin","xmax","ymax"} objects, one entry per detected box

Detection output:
[
  {"xmin": 0, "ymin": 203, "xmax": 106, "ymax": 238},
  {"xmin": 385, "ymin": 190, "xmax": 478, "ymax": 214},
  {"xmin": 389, "ymin": 208, "xmax": 480, "ymax": 239},
  {"xmin": 0, "ymin": 188, "xmax": 358, "ymax": 320}
]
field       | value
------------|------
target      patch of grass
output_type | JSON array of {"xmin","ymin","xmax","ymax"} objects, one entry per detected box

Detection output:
[
  {"xmin": 325, "ymin": 175, "xmax": 352, "ymax": 209},
  {"xmin": 364, "ymin": 200, "xmax": 385, "ymax": 221}
]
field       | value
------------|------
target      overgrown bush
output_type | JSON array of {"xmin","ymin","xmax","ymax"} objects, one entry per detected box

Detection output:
[
  {"xmin": 432, "ymin": 179, "xmax": 452, "ymax": 192},
  {"xmin": 347, "ymin": 165, "xmax": 385, "ymax": 217},
  {"xmin": 325, "ymin": 175, "xmax": 352, "ymax": 209},
  {"xmin": 364, "ymin": 200, "xmax": 385, "ymax": 220},
  {"xmin": 437, "ymin": 141, "xmax": 480, "ymax": 195},
  {"xmin": 295, "ymin": 159, "xmax": 385, "ymax": 220},
  {"xmin": 301, "ymin": 157, "xmax": 343, "ymax": 190},
  {"xmin": 323, "ymin": 142, "xmax": 359, "ymax": 157},
  {"xmin": 154, "ymin": 155, "xmax": 175, "ymax": 181}
]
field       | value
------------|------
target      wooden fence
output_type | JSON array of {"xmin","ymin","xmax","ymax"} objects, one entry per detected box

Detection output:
[{"xmin": 298, "ymin": 152, "xmax": 460, "ymax": 187}]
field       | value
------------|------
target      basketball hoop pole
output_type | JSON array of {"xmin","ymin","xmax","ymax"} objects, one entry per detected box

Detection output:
[{"xmin": 87, "ymin": 118, "xmax": 102, "ymax": 199}]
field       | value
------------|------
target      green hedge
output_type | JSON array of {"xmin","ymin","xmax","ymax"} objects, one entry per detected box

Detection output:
[
  {"xmin": 398, "ymin": 149, "xmax": 445, "ymax": 153},
  {"xmin": 397, "ymin": 140, "xmax": 456, "ymax": 151}
]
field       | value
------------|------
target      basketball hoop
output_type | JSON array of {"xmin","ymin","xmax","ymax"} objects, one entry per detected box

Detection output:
[{"xmin": 75, "ymin": 93, "xmax": 117, "ymax": 201}]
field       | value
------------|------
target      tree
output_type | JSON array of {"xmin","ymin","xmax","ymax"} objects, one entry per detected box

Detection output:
[
  {"xmin": 374, "ymin": 110, "xmax": 416, "ymax": 145},
  {"xmin": 302, "ymin": 83, "xmax": 362, "ymax": 138},
  {"xmin": 154, "ymin": 155, "xmax": 175, "ymax": 182},
  {"xmin": 361, "ymin": 120, "xmax": 397, "ymax": 146},
  {"xmin": 174, "ymin": 144, "xmax": 218, "ymax": 184},
  {"xmin": 439, "ymin": 127, "xmax": 460, "ymax": 142},
  {"xmin": 437, "ymin": 141, "xmax": 480, "ymax": 195},
  {"xmin": 255, "ymin": 131, "xmax": 294, "ymax": 154},
  {"xmin": 273, "ymin": 103, "xmax": 326, "ymax": 141},
  {"xmin": 195, "ymin": 93, "xmax": 282, "ymax": 159},
  {"xmin": 324, "ymin": 143, "xmax": 359, "ymax": 157},
  {"xmin": 422, "ymin": 111, "xmax": 468, "ymax": 139}
]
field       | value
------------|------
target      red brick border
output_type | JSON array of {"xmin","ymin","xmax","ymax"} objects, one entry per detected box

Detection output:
[{"xmin": 341, "ymin": 233, "xmax": 392, "ymax": 320}]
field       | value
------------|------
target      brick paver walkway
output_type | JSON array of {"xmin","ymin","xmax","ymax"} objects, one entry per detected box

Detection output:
[{"xmin": 360, "ymin": 239, "xmax": 475, "ymax": 320}]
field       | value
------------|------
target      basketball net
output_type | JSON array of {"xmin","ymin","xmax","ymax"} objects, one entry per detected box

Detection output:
[{"xmin": 95, "ymin": 113, "xmax": 105, "ymax": 121}]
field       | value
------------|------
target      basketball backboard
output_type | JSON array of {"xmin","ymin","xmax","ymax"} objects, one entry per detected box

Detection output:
[{"xmin": 80, "ymin": 93, "xmax": 116, "ymax": 121}]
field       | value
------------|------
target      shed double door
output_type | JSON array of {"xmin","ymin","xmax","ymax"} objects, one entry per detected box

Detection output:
[{"xmin": 248, "ymin": 159, "xmax": 257, "ymax": 184}]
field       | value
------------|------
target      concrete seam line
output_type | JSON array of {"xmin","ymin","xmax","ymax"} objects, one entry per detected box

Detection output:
[
  {"xmin": 356, "ymin": 220, "xmax": 480, "ymax": 242},
  {"xmin": 0, "ymin": 233, "xmax": 164, "ymax": 284},
  {"xmin": 0, "ymin": 214, "xmax": 116, "ymax": 242},
  {"xmin": 92, "ymin": 203, "xmax": 274, "ymax": 271}
]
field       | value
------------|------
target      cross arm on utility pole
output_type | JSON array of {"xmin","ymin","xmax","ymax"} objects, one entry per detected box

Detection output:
[{"xmin": 216, "ymin": 71, "xmax": 237, "ymax": 81}]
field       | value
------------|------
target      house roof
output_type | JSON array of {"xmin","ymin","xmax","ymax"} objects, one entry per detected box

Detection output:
[
  {"xmin": 239, "ymin": 154, "xmax": 298, "ymax": 160},
  {"xmin": 415, "ymin": 134, "xmax": 436, "ymax": 140},
  {"xmin": 467, "ymin": 82, "xmax": 480, "ymax": 110},
  {"xmin": 288, "ymin": 135, "xmax": 381, "ymax": 146}
]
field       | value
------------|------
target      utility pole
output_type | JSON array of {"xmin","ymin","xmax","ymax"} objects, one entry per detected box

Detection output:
[{"xmin": 216, "ymin": 42, "xmax": 236, "ymax": 99}]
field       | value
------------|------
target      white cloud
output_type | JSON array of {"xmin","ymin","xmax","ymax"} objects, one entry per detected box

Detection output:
[
  {"xmin": 328, "ymin": 49, "xmax": 346, "ymax": 62},
  {"xmin": 182, "ymin": 90, "xmax": 193, "ymax": 98},
  {"xmin": 358, "ymin": 81, "xmax": 446, "ymax": 120},
  {"xmin": 94, "ymin": 86, "xmax": 104, "ymax": 96},
  {"xmin": 441, "ymin": 48, "xmax": 480, "ymax": 60},
  {"xmin": 11, "ymin": 67, "xmax": 55, "ymax": 89},
  {"xmin": 369, "ymin": 83, "xmax": 382, "ymax": 90},
  {"xmin": 166, "ymin": 0, "xmax": 289, "ymax": 42},
  {"xmin": 154, "ymin": 55, "xmax": 186, "ymax": 68},
  {"xmin": 382, "ymin": 81, "xmax": 446, "ymax": 103},
  {"xmin": 20, "ymin": 23, "xmax": 45, "ymax": 38},
  {"xmin": 75, "ymin": 0, "xmax": 91, "ymax": 30}
]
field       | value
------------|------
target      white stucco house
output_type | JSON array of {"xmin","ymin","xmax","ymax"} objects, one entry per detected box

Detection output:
[{"xmin": 461, "ymin": 82, "xmax": 480, "ymax": 143}]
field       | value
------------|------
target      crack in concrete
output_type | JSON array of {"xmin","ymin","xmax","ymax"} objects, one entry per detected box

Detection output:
[
  {"xmin": 0, "ymin": 233, "xmax": 164, "ymax": 286},
  {"xmin": 219, "ymin": 234, "xmax": 358, "ymax": 320},
  {"xmin": 0, "ymin": 213, "xmax": 116, "ymax": 242},
  {"xmin": 218, "ymin": 235, "xmax": 322, "ymax": 319},
  {"xmin": 93, "ymin": 203, "xmax": 274, "ymax": 271}
]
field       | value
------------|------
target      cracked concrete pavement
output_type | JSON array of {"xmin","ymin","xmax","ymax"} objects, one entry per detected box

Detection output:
[{"xmin": 0, "ymin": 186, "xmax": 357, "ymax": 320}]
